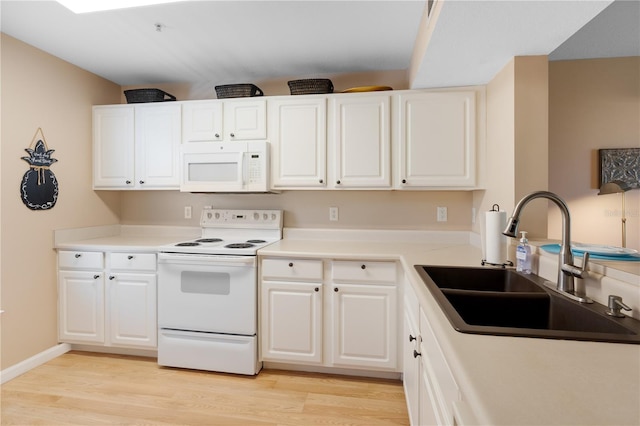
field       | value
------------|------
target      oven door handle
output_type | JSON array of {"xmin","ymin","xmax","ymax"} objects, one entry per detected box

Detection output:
[{"xmin": 158, "ymin": 252, "xmax": 256, "ymax": 267}]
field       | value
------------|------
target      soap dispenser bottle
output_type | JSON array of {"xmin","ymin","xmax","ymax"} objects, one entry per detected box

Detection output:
[{"xmin": 516, "ymin": 231, "xmax": 532, "ymax": 274}]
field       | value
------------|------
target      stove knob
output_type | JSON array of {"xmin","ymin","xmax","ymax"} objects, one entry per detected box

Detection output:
[
  {"xmin": 214, "ymin": 213, "xmax": 220, "ymax": 219},
  {"xmin": 254, "ymin": 212, "xmax": 259, "ymax": 220},
  {"xmin": 263, "ymin": 213, "xmax": 268, "ymax": 220},
  {"xmin": 271, "ymin": 213, "xmax": 277, "ymax": 220}
]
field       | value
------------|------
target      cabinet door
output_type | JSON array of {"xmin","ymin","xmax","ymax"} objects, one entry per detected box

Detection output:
[
  {"xmin": 107, "ymin": 273, "xmax": 157, "ymax": 348},
  {"xmin": 268, "ymin": 97, "xmax": 327, "ymax": 188},
  {"xmin": 396, "ymin": 91, "xmax": 476, "ymax": 188},
  {"xmin": 58, "ymin": 270, "xmax": 105, "ymax": 343},
  {"xmin": 403, "ymin": 311, "xmax": 421, "ymax": 426},
  {"xmin": 93, "ymin": 105, "xmax": 135, "ymax": 189},
  {"xmin": 182, "ymin": 100, "xmax": 223, "ymax": 143},
  {"xmin": 134, "ymin": 103, "xmax": 181, "ymax": 189},
  {"xmin": 224, "ymin": 99, "xmax": 267, "ymax": 140},
  {"xmin": 331, "ymin": 283, "xmax": 397, "ymax": 369},
  {"xmin": 332, "ymin": 94, "xmax": 391, "ymax": 188},
  {"xmin": 261, "ymin": 281, "xmax": 322, "ymax": 363}
]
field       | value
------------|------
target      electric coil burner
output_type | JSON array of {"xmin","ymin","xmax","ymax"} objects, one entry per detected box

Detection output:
[{"xmin": 157, "ymin": 208, "xmax": 283, "ymax": 375}]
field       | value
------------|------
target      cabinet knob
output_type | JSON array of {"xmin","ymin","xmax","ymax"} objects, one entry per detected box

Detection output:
[
  {"xmin": 288, "ymin": 262, "xmax": 293, "ymax": 267},
  {"xmin": 319, "ymin": 179, "xmax": 323, "ymax": 184},
  {"xmin": 409, "ymin": 334, "xmax": 417, "ymax": 342},
  {"xmin": 402, "ymin": 179, "xmax": 407, "ymax": 184},
  {"xmin": 109, "ymin": 275, "xmax": 115, "ymax": 280},
  {"xmin": 139, "ymin": 180, "xmax": 145, "ymax": 185},
  {"xmin": 336, "ymin": 180, "xmax": 341, "ymax": 185},
  {"xmin": 126, "ymin": 180, "xmax": 132, "ymax": 185},
  {"xmin": 128, "ymin": 255, "xmax": 134, "ymax": 260},
  {"xmin": 334, "ymin": 287, "xmax": 339, "ymax": 292},
  {"xmin": 315, "ymin": 287, "xmax": 319, "ymax": 292},
  {"xmin": 413, "ymin": 349, "xmax": 421, "ymax": 358},
  {"xmin": 230, "ymin": 132, "xmax": 235, "ymax": 138},
  {"xmin": 93, "ymin": 274, "xmax": 100, "ymax": 280},
  {"xmin": 215, "ymin": 133, "xmax": 220, "ymax": 138},
  {"xmin": 75, "ymin": 253, "xmax": 82, "ymax": 258},
  {"xmin": 361, "ymin": 264, "xmax": 366, "ymax": 270}
]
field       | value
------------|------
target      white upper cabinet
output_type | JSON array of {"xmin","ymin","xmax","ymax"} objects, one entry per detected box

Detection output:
[
  {"xmin": 183, "ymin": 98, "xmax": 266, "ymax": 143},
  {"xmin": 93, "ymin": 103, "xmax": 181, "ymax": 190},
  {"xmin": 182, "ymin": 100, "xmax": 223, "ymax": 142},
  {"xmin": 330, "ymin": 93, "xmax": 391, "ymax": 188},
  {"xmin": 268, "ymin": 97, "xmax": 327, "ymax": 188},
  {"xmin": 224, "ymin": 98, "xmax": 267, "ymax": 140},
  {"xmin": 134, "ymin": 104, "xmax": 181, "ymax": 189},
  {"xmin": 93, "ymin": 105, "xmax": 135, "ymax": 188},
  {"xmin": 395, "ymin": 90, "xmax": 477, "ymax": 188}
]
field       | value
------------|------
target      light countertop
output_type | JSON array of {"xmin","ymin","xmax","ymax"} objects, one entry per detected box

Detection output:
[
  {"xmin": 55, "ymin": 226, "xmax": 640, "ymax": 425},
  {"xmin": 260, "ymin": 238, "xmax": 640, "ymax": 426}
]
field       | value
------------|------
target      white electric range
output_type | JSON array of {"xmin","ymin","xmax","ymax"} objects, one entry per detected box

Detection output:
[{"xmin": 157, "ymin": 207, "xmax": 282, "ymax": 375}]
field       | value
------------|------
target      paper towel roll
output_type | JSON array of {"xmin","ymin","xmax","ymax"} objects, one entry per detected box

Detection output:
[{"xmin": 485, "ymin": 210, "xmax": 507, "ymax": 265}]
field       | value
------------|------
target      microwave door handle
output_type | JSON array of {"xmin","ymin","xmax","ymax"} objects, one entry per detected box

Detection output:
[{"xmin": 241, "ymin": 152, "xmax": 248, "ymax": 186}]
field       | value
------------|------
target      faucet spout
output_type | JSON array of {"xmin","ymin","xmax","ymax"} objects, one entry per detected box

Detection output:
[{"xmin": 503, "ymin": 191, "xmax": 592, "ymax": 302}]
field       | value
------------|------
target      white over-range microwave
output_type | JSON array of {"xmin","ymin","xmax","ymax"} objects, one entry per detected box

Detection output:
[{"xmin": 180, "ymin": 141, "xmax": 270, "ymax": 192}]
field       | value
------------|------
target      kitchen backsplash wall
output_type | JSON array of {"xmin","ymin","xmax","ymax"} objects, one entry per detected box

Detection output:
[{"xmin": 120, "ymin": 190, "xmax": 474, "ymax": 231}]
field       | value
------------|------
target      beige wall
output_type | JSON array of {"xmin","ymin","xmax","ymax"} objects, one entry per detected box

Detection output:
[
  {"xmin": 0, "ymin": 34, "xmax": 122, "ymax": 369},
  {"xmin": 474, "ymin": 56, "xmax": 549, "ymax": 261},
  {"xmin": 120, "ymin": 190, "xmax": 473, "ymax": 231},
  {"xmin": 549, "ymin": 57, "xmax": 640, "ymax": 251}
]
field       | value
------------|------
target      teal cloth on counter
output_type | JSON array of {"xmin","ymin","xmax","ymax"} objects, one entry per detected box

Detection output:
[{"xmin": 540, "ymin": 244, "xmax": 640, "ymax": 261}]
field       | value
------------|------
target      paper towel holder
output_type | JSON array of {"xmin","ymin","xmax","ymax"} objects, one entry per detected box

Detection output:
[{"xmin": 481, "ymin": 204, "xmax": 514, "ymax": 268}]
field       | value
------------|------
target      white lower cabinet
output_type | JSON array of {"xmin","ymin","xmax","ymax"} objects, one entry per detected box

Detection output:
[
  {"xmin": 404, "ymin": 280, "xmax": 461, "ymax": 426},
  {"xmin": 260, "ymin": 257, "xmax": 399, "ymax": 372},
  {"xmin": 57, "ymin": 250, "xmax": 157, "ymax": 349},
  {"xmin": 58, "ymin": 269, "xmax": 105, "ymax": 343}
]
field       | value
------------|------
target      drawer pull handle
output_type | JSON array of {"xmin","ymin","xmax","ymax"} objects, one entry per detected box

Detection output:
[
  {"xmin": 93, "ymin": 275, "xmax": 100, "ymax": 280},
  {"xmin": 413, "ymin": 349, "xmax": 421, "ymax": 358},
  {"xmin": 334, "ymin": 287, "xmax": 339, "ymax": 292},
  {"xmin": 288, "ymin": 262, "xmax": 293, "ymax": 267},
  {"xmin": 409, "ymin": 334, "xmax": 417, "ymax": 342},
  {"xmin": 109, "ymin": 275, "xmax": 115, "ymax": 280},
  {"xmin": 361, "ymin": 264, "xmax": 366, "ymax": 270},
  {"xmin": 128, "ymin": 255, "xmax": 134, "ymax": 260},
  {"xmin": 75, "ymin": 253, "xmax": 82, "ymax": 258},
  {"xmin": 315, "ymin": 287, "xmax": 319, "ymax": 292}
]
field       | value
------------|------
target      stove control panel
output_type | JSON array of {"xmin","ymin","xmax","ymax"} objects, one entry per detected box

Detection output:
[{"xmin": 200, "ymin": 208, "xmax": 283, "ymax": 229}]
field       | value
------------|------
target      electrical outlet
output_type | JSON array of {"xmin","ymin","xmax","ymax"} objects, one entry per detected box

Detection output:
[
  {"xmin": 184, "ymin": 206, "xmax": 192, "ymax": 219},
  {"xmin": 329, "ymin": 206, "xmax": 339, "ymax": 221},
  {"xmin": 437, "ymin": 206, "xmax": 448, "ymax": 222}
]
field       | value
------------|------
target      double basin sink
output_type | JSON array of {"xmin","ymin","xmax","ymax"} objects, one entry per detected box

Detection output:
[{"xmin": 415, "ymin": 265, "xmax": 640, "ymax": 344}]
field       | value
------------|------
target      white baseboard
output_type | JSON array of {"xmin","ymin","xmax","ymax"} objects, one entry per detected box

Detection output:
[{"xmin": 1, "ymin": 343, "xmax": 71, "ymax": 384}]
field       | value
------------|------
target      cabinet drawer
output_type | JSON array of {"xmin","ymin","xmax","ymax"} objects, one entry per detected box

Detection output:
[
  {"xmin": 262, "ymin": 258, "xmax": 323, "ymax": 281},
  {"xmin": 332, "ymin": 260, "xmax": 397, "ymax": 283},
  {"xmin": 110, "ymin": 253, "xmax": 157, "ymax": 272},
  {"xmin": 58, "ymin": 251, "xmax": 103, "ymax": 270}
]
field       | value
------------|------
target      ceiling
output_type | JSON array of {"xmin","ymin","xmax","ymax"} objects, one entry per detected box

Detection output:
[{"xmin": 1, "ymin": 0, "xmax": 638, "ymax": 92}]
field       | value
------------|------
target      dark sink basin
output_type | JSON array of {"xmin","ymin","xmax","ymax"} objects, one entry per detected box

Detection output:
[{"xmin": 415, "ymin": 265, "xmax": 640, "ymax": 344}]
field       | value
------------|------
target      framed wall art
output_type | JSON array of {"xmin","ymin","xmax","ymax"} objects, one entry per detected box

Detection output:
[{"xmin": 598, "ymin": 148, "xmax": 640, "ymax": 189}]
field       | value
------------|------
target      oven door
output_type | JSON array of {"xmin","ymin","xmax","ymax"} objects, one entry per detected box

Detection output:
[{"xmin": 157, "ymin": 253, "xmax": 257, "ymax": 335}]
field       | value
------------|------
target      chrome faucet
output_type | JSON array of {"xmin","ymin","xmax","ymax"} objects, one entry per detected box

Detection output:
[{"xmin": 503, "ymin": 191, "xmax": 592, "ymax": 303}]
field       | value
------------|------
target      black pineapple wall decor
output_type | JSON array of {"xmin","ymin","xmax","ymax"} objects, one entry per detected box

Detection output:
[{"xmin": 20, "ymin": 128, "xmax": 59, "ymax": 210}]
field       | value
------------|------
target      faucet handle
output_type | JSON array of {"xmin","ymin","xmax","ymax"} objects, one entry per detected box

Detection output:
[{"xmin": 562, "ymin": 252, "xmax": 590, "ymax": 279}]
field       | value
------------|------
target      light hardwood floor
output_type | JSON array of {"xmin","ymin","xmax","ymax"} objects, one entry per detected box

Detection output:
[{"xmin": 1, "ymin": 351, "xmax": 409, "ymax": 425}]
